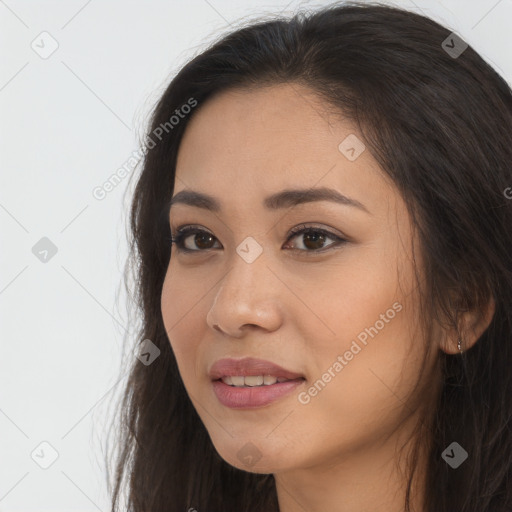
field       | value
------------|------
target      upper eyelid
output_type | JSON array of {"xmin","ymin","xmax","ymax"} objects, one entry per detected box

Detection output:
[
  {"xmin": 288, "ymin": 223, "xmax": 345, "ymax": 237},
  {"xmin": 170, "ymin": 223, "xmax": 344, "ymax": 239},
  {"xmin": 172, "ymin": 224, "xmax": 212, "ymax": 235}
]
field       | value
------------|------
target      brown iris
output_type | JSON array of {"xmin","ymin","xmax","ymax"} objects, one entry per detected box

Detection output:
[{"xmin": 301, "ymin": 232, "xmax": 326, "ymax": 250}]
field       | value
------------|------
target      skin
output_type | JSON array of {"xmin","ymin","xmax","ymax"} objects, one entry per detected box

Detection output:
[{"xmin": 160, "ymin": 83, "xmax": 493, "ymax": 512}]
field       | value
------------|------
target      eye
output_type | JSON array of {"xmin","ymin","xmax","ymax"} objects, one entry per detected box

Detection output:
[
  {"xmin": 169, "ymin": 223, "xmax": 347, "ymax": 254},
  {"xmin": 283, "ymin": 224, "xmax": 347, "ymax": 253},
  {"xmin": 170, "ymin": 225, "xmax": 220, "ymax": 252}
]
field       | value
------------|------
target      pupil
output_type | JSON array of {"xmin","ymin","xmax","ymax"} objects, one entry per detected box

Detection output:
[
  {"xmin": 196, "ymin": 233, "xmax": 214, "ymax": 249},
  {"xmin": 304, "ymin": 232, "xmax": 325, "ymax": 250}
]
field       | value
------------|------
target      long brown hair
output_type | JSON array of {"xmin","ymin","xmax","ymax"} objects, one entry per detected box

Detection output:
[{"xmin": 106, "ymin": 2, "xmax": 512, "ymax": 510}]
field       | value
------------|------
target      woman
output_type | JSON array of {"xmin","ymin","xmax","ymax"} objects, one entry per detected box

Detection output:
[{"xmin": 107, "ymin": 2, "xmax": 512, "ymax": 511}]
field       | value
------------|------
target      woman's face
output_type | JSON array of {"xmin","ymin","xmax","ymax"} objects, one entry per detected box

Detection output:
[{"xmin": 161, "ymin": 83, "xmax": 438, "ymax": 474}]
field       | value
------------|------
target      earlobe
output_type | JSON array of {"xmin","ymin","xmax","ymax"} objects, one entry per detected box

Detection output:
[{"xmin": 440, "ymin": 295, "xmax": 496, "ymax": 355}]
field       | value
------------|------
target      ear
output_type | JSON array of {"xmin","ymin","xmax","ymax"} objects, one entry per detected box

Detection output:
[{"xmin": 440, "ymin": 294, "xmax": 496, "ymax": 355}]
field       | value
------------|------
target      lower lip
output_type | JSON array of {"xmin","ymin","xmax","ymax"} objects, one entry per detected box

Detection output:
[{"xmin": 212, "ymin": 379, "xmax": 305, "ymax": 409}]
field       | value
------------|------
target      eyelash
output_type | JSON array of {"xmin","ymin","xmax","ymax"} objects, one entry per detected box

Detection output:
[{"xmin": 169, "ymin": 224, "xmax": 347, "ymax": 255}]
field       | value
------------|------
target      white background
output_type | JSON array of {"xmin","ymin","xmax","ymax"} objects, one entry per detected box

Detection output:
[{"xmin": 1, "ymin": 0, "xmax": 510, "ymax": 510}]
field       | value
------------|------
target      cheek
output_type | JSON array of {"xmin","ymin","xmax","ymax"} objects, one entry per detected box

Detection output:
[
  {"xmin": 160, "ymin": 271, "xmax": 205, "ymax": 381},
  {"xmin": 284, "ymin": 306, "xmax": 422, "ymax": 469},
  {"xmin": 292, "ymin": 248, "xmax": 408, "ymax": 361},
  {"xmin": 291, "ymin": 250, "xmax": 422, "ymax": 426}
]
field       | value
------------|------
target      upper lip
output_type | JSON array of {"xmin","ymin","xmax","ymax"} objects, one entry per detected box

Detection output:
[{"xmin": 209, "ymin": 357, "xmax": 305, "ymax": 381}]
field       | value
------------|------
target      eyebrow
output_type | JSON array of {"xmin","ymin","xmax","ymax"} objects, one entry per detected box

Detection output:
[{"xmin": 167, "ymin": 187, "xmax": 370, "ymax": 214}]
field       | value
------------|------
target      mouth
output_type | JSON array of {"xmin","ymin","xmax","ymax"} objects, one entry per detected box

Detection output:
[
  {"xmin": 209, "ymin": 357, "xmax": 306, "ymax": 408},
  {"xmin": 209, "ymin": 356, "xmax": 305, "ymax": 381},
  {"xmin": 217, "ymin": 375, "xmax": 303, "ymax": 387}
]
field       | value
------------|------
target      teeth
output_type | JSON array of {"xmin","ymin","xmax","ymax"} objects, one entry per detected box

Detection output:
[
  {"xmin": 244, "ymin": 375, "xmax": 264, "ymax": 386},
  {"xmin": 263, "ymin": 375, "xmax": 278, "ymax": 385},
  {"xmin": 220, "ymin": 375, "xmax": 289, "ymax": 387},
  {"xmin": 230, "ymin": 376, "xmax": 245, "ymax": 386}
]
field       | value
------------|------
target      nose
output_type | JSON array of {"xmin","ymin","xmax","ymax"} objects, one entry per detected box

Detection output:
[{"xmin": 206, "ymin": 249, "xmax": 284, "ymax": 338}]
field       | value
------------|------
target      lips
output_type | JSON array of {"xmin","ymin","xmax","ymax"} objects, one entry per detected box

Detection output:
[
  {"xmin": 209, "ymin": 357, "xmax": 306, "ymax": 409},
  {"xmin": 209, "ymin": 357, "xmax": 305, "ymax": 381}
]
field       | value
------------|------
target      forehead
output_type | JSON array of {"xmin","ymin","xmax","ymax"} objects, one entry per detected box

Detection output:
[{"xmin": 174, "ymin": 83, "xmax": 394, "ymax": 212}]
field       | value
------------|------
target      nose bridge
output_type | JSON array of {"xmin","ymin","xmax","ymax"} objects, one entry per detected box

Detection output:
[
  {"xmin": 207, "ymin": 240, "xmax": 282, "ymax": 335},
  {"xmin": 218, "ymin": 240, "xmax": 270, "ymax": 305}
]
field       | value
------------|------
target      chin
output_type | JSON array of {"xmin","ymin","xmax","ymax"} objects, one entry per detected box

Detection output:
[{"xmin": 209, "ymin": 434, "xmax": 299, "ymax": 474}]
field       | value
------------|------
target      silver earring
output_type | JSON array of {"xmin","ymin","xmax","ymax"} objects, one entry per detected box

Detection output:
[{"xmin": 457, "ymin": 337, "xmax": 463, "ymax": 353}]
